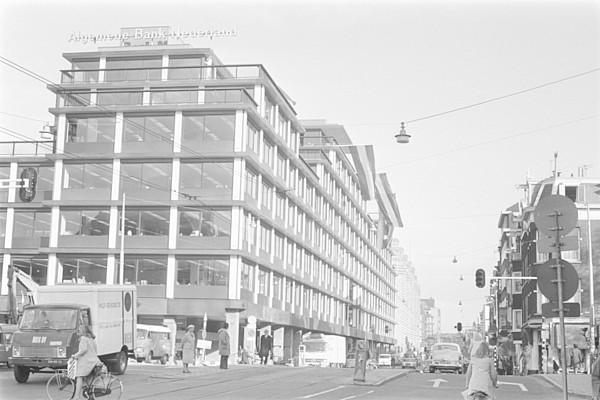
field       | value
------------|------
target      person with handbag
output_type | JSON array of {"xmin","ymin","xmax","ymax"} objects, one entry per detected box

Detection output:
[
  {"xmin": 181, "ymin": 324, "xmax": 195, "ymax": 373},
  {"xmin": 464, "ymin": 341, "xmax": 498, "ymax": 400}
]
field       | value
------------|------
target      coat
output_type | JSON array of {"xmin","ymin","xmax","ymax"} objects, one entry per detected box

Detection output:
[
  {"xmin": 259, "ymin": 334, "xmax": 273, "ymax": 357},
  {"xmin": 181, "ymin": 331, "xmax": 195, "ymax": 364},
  {"xmin": 466, "ymin": 357, "xmax": 497, "ymax": 399},
  {"xmin": 591, "ymin": 356, "xmax": 600, "ymax": 397},
  {"xmin": 74, "ymin": 335, "xmax": 101, "ymax": 377},
  {"xmin": 218, "ymin": 328, "xmax": 230, "ymax": 356}
]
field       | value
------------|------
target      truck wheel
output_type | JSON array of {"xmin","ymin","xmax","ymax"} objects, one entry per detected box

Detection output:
[
  {"xmin": 110, "ymin": 350, "xmax": 128, "ymax": 375},
  {"xmin": 14, "ymin": 366, "xmax": 30, "ymax": 383},
  {"xmin": 160, "ymin": 354, "xmax": 168, "ymax": 365}
]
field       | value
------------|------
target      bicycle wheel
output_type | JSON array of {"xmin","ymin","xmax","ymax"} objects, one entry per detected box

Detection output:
[
  {"xmin": 90, "ymin": 373, "xmax": 122, "ymax": 400},
  {"xmin": 46, "ymin": 372, "xmax": 75, "ymax": 400}
]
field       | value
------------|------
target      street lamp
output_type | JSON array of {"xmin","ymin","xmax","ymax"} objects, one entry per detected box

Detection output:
[
  {"xmin": 39, "ymin": 123, "xmax": 57, "ymax": 152},
  {"xmin": 395, "ymin": 122, "xmax": 411, "ymax": 144}
]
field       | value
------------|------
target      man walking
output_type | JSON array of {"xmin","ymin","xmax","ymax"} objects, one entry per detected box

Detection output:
[
  {"xmin": 259, "ymin": 330, "xmax": 273, "ymax": 365},
  {"xmin": 218, "ymin": 322, "xmax": 230, "ymax": 369}
]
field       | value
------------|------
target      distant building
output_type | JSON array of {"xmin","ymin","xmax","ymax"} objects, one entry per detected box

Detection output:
[
  {"xmin": 391, "ymin": 239, "xmax": 421, "ymax": 353},
  {"xmin": 421, "ymin": 298, "xmax": 442, "ymax": 349}
]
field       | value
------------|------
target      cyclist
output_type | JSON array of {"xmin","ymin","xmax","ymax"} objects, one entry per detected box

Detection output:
[{"xmin": 71, "ymin": 325, "xmax": 101, "ymax": 400}]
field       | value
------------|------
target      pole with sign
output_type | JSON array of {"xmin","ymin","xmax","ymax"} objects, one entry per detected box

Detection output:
[{"xmin": 534, "ymin": 194, "xmax": 579, "ymax": 400}]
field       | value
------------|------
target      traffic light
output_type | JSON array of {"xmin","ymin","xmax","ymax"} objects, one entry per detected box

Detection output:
[
  {"xmin": 456, "ymin": 322, "xmax": 462, "ymax": 332},
  {"xmin": 385, "ymin": 325, "xmax": 389, "ymax": 334},
  {"xmin": 475, "ymin": 268, "xmax": 486, "ymax": 288},
  {"xmin": 19, "ymin": 167, "xmax": 38, "ymax": 202}
]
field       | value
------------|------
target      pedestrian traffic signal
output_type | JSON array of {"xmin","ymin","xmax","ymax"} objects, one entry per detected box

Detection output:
[
  {"xmin": 457, "ymin": 322, "xmax": 462, "ymax": 332},
  {"xmin": 19, "ymin": 167, "xmax": 37, "ymax": 202},
  {"xmin": 475, "ymin": 269, "xmax": 486, "ymax": 288}
]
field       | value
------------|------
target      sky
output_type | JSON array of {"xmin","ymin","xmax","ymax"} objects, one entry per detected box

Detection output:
[{"xmin": 1, "ymin": 0, "xmax": 599, "ymax": 331}]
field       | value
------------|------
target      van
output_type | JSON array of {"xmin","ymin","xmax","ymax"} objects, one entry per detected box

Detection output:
[
  {"xmin": 378, "ymin": 353, "xmax": 392, "ymax": 367},
  {"xmin": 0, "ymin": 324, "xmax": 18, "ymax": 367},
  {"xmin": 135, "ymin": 324, "xmax": 172, "ymax": 364}
]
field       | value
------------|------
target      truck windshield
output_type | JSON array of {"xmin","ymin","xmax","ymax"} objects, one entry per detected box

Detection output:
[
  {"xmin": 304, "ymin": 342, "xmax": 326, "ymax": 352},
  {"xmin": 137, "ymin": 329, "xmax": 148, "ymax": 340},
  {"xmin": 19, "ymin": 309, "xmax": 78, "ymax": 330}
]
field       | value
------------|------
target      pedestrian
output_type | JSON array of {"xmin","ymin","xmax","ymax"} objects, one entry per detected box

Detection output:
[
  {"xmin": 591, "ymin": 351, "xmax": 600, "ymax": 400},
  {"xmin": 572, "ymin": 344, "xmax": 583, "ymax": 374},
  {"xmin": 71, "ymin": 325, "xmax": 101, "ymax": 400},
  {"xmin": 181, "ymin": 324, "xmax": 195, "ymax": 373},
  {"xmin": 464, "ymin": 341, "xmax": 498, "ymax": 400},
  {"xmin": 469, "ymin": 332, "xmax": 484, "ymax": 357},
  {"xmin": 259, "ymin": 329, "xmax": 273, "ymax": 365},
  {"xmin": 519, "ymin": 345, "xmax": 530, "ymax": 375},
  {"xmin": 218, "ymin": 322, "xmax": 231, "ymax": 369}
]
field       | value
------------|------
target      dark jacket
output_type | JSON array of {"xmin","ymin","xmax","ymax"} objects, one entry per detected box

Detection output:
[
  {"xmin": 218, "ymin": 328, "xmax": 230, "ymax": 356},
  {"xmin": 259, "ymin": 334, "xmax": 273, "ymax": 357}
]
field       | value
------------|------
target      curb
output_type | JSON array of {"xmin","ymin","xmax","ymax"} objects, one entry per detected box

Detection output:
[
  {"xmin": 535, "ymin": 375, "xmax": 590, "ymax": 399},
  {"xmin": 353, "ymin": 369, "xmax": 417, "ymax": 386}
]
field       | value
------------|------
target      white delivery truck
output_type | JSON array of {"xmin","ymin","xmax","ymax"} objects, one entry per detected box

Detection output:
[
  {"xmin": 300, "ymin": 333, "xmax": 346, "ymax": 367},
  {"xmin": 10, "ymin": 284, "xmax": 136, "ymax": 383}
]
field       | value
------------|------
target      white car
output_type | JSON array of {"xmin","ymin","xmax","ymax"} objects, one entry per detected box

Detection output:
[{"xmin": 378, "ymin": 353, "xmax": 392, "ymax": 367}]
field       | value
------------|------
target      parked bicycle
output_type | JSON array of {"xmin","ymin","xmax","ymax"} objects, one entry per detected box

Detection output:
[{"xmin": 46, "ymin": 362, "xmax": 122, "ymax": 400}]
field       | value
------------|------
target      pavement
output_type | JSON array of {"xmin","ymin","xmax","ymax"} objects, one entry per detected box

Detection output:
[{"xmin": 536, "ymin": 372, "xmax": 593, "ymax": 399}]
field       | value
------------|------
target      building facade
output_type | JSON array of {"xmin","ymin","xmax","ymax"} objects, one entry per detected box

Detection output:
[
  {"xmin": 0, "ymin": 27, "xmax": 402, "ymax": 363},
  {"xmin": 421, "ymin": 298, "xmax": 441, "ymax": 349},
  {"xmin": 391, "ymin": 239, "xmax": 421, "ymax": 353},
  {"xmin": 494, "ymin": 173, "xmax": 600, "ymax": 373}
]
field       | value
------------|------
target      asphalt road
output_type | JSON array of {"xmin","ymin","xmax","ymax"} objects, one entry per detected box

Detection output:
[{"xmin": 0, "ymin": 363, "xmax": 567, "ymax": 400}]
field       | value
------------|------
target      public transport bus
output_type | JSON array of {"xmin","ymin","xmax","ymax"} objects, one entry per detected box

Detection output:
[{"xmin": 135, "ymin": 324, "xmax": 172, "ymax": 364}]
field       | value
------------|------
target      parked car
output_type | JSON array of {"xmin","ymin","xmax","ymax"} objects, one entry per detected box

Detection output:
[
  {"xmin": 378, "ymin": 353, "xmax": 392, "ymax": 367},
  {"xmin": 401, "ymin": 351, "xmax": 419, "ymax": 369}
]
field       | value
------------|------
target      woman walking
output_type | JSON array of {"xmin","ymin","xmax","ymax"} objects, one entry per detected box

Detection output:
[
  {"xmin": 71, "ymin": 325, "xmax": 101, "ymax": 400},
  {"xmin": 218, "ymin": 322, "xmax": 231, "ymax": 369},
  {"xmin": 465, "ymin": 341, "xmax": 498, "ymax": 400},
  {"xmin": 181, "ymin": 324, "xmax": 195, "ymax": 373}
]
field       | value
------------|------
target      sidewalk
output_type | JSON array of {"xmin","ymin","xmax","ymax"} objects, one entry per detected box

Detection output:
[
  {"xmin": 351, "ymin": 367, "xmax": 417, "ymax": 386},
  {"xmin": 536, "ymin": 373, "xmax": 592, "ymax": 399}
]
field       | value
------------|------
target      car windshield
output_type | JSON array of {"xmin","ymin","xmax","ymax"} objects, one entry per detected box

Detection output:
[
  {"xmin": 19, "ymin": 309, "xmax": 78, "ymax": 330},
  {"xmin": 379, "ymin": 355, "xmax": 390, "ymax": 359},
  {"xmin": 433, "ymin": 344, "xmax": 458, "ymax": 351},
  {"xmin": 304, "ymin": 342, "xmax": 326, "ymax": 352},
  {"xmin": 137, "ymin": 329, "xmax": 148, "ymax": 340}
]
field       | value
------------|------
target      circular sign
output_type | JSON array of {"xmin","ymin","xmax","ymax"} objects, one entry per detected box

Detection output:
[
  {"xmin": 201, "ymin": 330, "xmax": 207, "ymax": 340},
  {"xmin": 534, "ymin": 195, "xmax": 578, "ymax": 238},
  {"xmin": 247, "ymin": 315, "xmax": 256, "ymax": 326},
  {"xmin": 124, "ymin": 292, "xmax": 132, "ymax": 312},
  {"xmin": 537, "ymin": 259, "xmax": 579, "ymax": 302}
]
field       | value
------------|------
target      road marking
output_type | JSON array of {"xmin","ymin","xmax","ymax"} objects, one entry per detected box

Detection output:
[
  {"xmin": 300, "ymin": 385, "xmax": 346, "ymax": 398},
  {"xmin": 340, "ymin": 389, "xmax": 374, "ymax": 400},
  {"xmin": 429, "ymin": 378, "xmax": 448, "ymax": 388},
  {"xmin": 498, "ymin": 381, "xmax": 528, "ymax": 391}
]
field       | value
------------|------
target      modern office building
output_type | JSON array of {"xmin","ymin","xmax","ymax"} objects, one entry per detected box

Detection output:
[
  {"xmin": 421, "ymin": 298, "xmax": 442, "ymax": 349},
  {"xmin": 390, "ymin": 239, "xmax": 421, "ymax": 353},
  {"xmin": 0, "ymin": 26, "xmax": 402, "ymax": 363}
]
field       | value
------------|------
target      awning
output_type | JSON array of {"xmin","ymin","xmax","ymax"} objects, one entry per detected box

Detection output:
[
  {"xmin": 348, "ymin": 145, "xmax": 376, "ymax": 200},
  {"xmin": 376, "ymin": 173, "xmax": 403, "ymax": 228}
]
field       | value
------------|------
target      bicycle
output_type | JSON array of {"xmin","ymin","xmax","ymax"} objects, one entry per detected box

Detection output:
[{"xmin": 46, "ymin": 363, "xmax": 123, "ymax": 400}]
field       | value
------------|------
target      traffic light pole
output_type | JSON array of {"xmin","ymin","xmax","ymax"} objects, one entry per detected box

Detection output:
[{"xmin": 553, "ymin": 211, "xmax": 569, "ymax": 400}]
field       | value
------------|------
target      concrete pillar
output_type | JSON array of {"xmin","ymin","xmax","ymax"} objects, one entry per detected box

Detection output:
[
  {"xmin": 530, "ymin": 330, "xmax": 540, "ymax": 374},
  {"xmin": 283, "ymin": 327, "xmax": 294, "ymax": 365},
  {"xmin": 273, "ymin": 327, "xmax": 284, "ymax": 363},
  {"xmin": 293, "ymin": 329, "xmax": 303, "ymax": 366},
  {"xmin": 225, "ymin": 309, "xmax": 240, "ymax": 365}
]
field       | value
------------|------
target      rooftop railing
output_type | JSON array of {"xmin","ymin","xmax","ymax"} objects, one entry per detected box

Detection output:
[{"xmin": 0, "ymin": 141, "xmax": 54, "ymax": 156}]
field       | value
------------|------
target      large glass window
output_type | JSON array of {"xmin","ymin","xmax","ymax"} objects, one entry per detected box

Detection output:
[
  {"xmin": 176, "ymin": 258, "xmax": 229, "ymax": 286},
  {"xmin": 0, "ymin": 211, "xmax": 5, "ymax": 238},
  {"xmin": 241, "ymin": 262, "xmax": 255, "ymax": 291},
  {"xmin": 179, "ymin": 162, "xmax": 233, "ymax": 190},
  {"xmin": 71, "ymin": 59, "xmax": 99, "ymax": 84},
  {"xmin": 58, "ymin": 256, "xmax": 108, "ymax": 284},
  {"xmin": 258, "ymin": 267, "xmax": 269, "ymax": 296},
  {"xmin": 97, "ymin": 90, "xmax": 143, "ymax": 106},
  {"xmin": 0, "ymin": 166, "xmax": 8, "ymax": 202},
  {"xmin": 178, "ymin": 209, "xmax": 231, "ymax": 237},
  {"xmin": 123, "ymin": 115, "xmax": 174, "ymax": 142},
  {"xmin": 120, "ymin": 162, "xmax": 172, "ymax": 195},
  {"xmin": 11, "ymin": 257, "xmax": 48, "ymax": 286},
  {"xmin": 182, "ymin": 114, "xmax": 235, "ymax": 141},
  {"xmin": 59, "ymin": 209, "xmax": 110, "ymax": 236},
  {"xmin": 105, "ymin": 57, "xmax": 162, "ymax": 82},
  {"xmin": 168, "ymin": 57, "xmax": 203, "ymax": 80},
  {"xmin": 67, "ymin": 116, "xmax": 115, "ymax": 143},
  {"xmin": 122, "ymin": 257, "xmax": 167, "ymax": 286},
  {"xmin": 13, "ymin": 211, "xmax": 51, "ymax": 237},
  {"xmin": 247, "ymin": 122, "xmax": 259, "ymax": 153},
  {"xmin": 63, "ymin": 163, "xmax": 112, "ymax": 189},
  {"xmin": 150, "ymin": 90, "xmax": 198, "ymax": 105},
  {"xmin": 120, "ymin": 209, "xmax": 169, "ymax": 236},
  {"xmin": 245, "ymin": 169, "xmax": 258, "ymax": 199}
]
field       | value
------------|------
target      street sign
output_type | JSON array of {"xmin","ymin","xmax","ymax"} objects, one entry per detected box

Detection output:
[
  {"xmin": 534, "ymin": 195, "xmax": 578, "ymax": 238},
  {"xmin": 201, "ymin": 329, "xmax": 207, "ymax": 340},
  {"xmin": 537, "ymin": 259, "xmax": 579, "ymax": 302},
  {"xmin": 537, "ymin": 235, "xmax": 579, "ymax": 253},
  {"xmin": 542, "ymin": 302, "xmax": 581, "ymax": 318}
]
